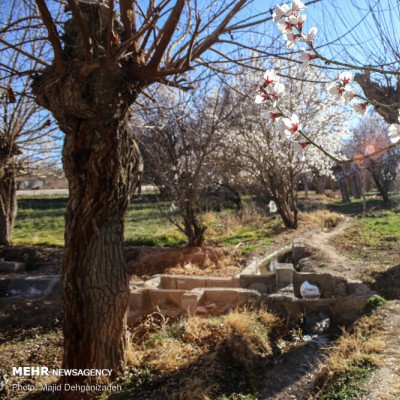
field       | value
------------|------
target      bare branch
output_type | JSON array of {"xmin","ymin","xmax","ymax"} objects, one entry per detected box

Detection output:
[
  {"xmin": 0, "ymin": 37, "xmax": 50, "ymax": 69},
  {"xmin": 35, "ymin": 0, "xmax": 66, "ymax": 72},
  {"xmin": 148, "ymin": 0, "xmax": 186, "ymax": 69}
]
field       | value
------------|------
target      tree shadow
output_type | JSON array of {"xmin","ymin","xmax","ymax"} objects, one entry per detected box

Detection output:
[
  {"xmin": 370, "ymin": 264, "xmax": 400, "ymax": 300},
  {"xmin": 109, "ymin": 331, "xmax": 330, "ymax": 400}
]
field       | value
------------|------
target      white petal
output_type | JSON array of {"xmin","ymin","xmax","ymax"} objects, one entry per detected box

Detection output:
[
  {"xmin": 255, "ymin": 94, "xmax": 265, "ymax": 104},
  {"xmin": 292, "ymin": 0, "xmax": 306, "ymax": 11}
]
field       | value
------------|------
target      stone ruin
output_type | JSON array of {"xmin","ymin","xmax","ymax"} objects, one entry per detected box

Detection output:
[
  {"xmin": 128, "ymin": 241, "xmax": 374, "ymax": 326},
  {"xmin": 1, "ymin": 240, "xmax": 374, "ymax": 327}
]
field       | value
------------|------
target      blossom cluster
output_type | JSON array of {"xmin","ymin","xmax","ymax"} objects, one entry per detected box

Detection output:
[
  {"xmin": 273, "ymin": 0, "xmax": 317, "ymax": 57},
  {"xmin": 261, "ymin": 0, "xmax": 400, "ymax": 154},
  {"xmin": 254, "ymin": 69, "xmax": 308, "ymax": 154}
]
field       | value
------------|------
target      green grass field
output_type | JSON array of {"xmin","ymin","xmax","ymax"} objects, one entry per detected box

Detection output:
[
  {"xmin": 13, "ymin": 192, "xmax": 399, "ymax": 258},
  {"xmin": 12, "ymin": 194, "xmax": 280, "ymax": 251}
]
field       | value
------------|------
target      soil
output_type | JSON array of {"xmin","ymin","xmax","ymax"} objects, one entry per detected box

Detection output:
[{"xmin": 361, "ymin": 301, "xmax": 400, "ymax": 400}]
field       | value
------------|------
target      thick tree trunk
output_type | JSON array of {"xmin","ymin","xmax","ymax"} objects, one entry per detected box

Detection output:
[
  {"xmin": 61, "ymin": 117, "xmax": 142, "ymax": 386},
  {"xmin": 354, "ymin": 72, "xmax": 400, "ymax": 124},
  {"xmin": 0, "ymin": 166, "xmax": 17, "ymax": 246},
  {"xmin": 30, "ymin": 3, "xmax": 145, "ymax": 388}
]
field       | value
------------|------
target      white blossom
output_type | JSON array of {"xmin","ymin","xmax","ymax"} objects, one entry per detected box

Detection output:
[
  {"xmin": 288, "ymin": 13, "xmax": 306, "ymax": 29},
  {"xmin": 353, "ymin": 102, "xmax": 368, "ymax": 116},
  {"xmin": 388, "ymin": 116, "xmax": 400, "ymax": 143},
  {"xmin": 273, "ymin": 4, "xmax": 291, "ymax": 22},
  {"xmin": 339, "ymin": 71, "xmax": 354, "ymax": 85},
  {"xmin": 255, "ymin": 94, "xmax": 267, "ymax": 104},
  {"xmin": 299, "ymin": 27, "xmax": 317, "ymax": 44},
  {"xmin": 342, "ymin": 86, "xmax": 356, "ymax": 104},
  {"xmin": 277, "ymin": 113, "xmax": 300, "ymax": 139},
  {"xmin": 327, "ymin": 83, "xmax": 343, "ymax": 101},
  {"xmin": 291, "ymin": 0, "xmax": 306, "ymax": 12},
  {"xmin": 277, "ymin": 19, "xmax": 293, "ymax": 33},
  {"xmin": 299, "ymin": 49, "xmax": 316, "ymax": 67},
  {"xmin": 264, "ymin": 69, "xmax": 280, "ymax": 85},
  {"xmin": 283, "ymin": 32, "xmax": 300, "ymax": 48}
]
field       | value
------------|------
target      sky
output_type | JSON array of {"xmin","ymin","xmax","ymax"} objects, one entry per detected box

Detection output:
[
  {"xmin": 250, "ymin": 0, "xmax": 400, "ymax": 77},
  {"xmin": 1, "ymin": 0, "xmax": 399, "ymax": 168}
]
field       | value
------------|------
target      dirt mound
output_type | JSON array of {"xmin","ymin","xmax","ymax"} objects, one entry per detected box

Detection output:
[{"xmin": 127, "ymin": 246, "xmax": 244, "ymax": 278}]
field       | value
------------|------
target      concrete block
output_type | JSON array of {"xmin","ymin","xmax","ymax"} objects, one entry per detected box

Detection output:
[
  {"xmin": 239, "ymin": 274, "xmax": 276, "ymax": 293},
  {"xmin": 147, "ymin": 289, "xmax": 186, "ymax": 308},
  {"xmin": 203, "ymin": 288, "xmax": 260, "ymax": 304},
  {"xmin": 129, "ymin": 289, "xmax": 146, "ymax": 309},
  {"xmin": 160, "ymin": 275, "xmax": 177, "ymax": 289},
  {"xmin": 205, "ymin": 277, "xmax": 239, "ymax": 288},
  {"xmin": 0, "ymin": 261, "xmax": 25, "ymax": 273},
  {"xmin": 176, "ymin": 276, "xmax": 206, "ymax": 290},
  {"xmin": 292, "ymin": 241, "xmax": 307, "ymax": 262},
  {"xmin": 181, "ymin": 290, "xmax": 204, "ymax": 312},
  {"xmin": 276, "ymin": 263, "xmax": 294, "ymax": 288}
]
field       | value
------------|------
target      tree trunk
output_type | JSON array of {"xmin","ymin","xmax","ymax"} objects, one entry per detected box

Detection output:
[
  {"xmin": 275, "ymin": 191, "xmax": 298, "ymax": 229},
  {"xmin": 352, "ymin": 173, "xmax": 362, "ymax": 199},
  {"xmin": 338, "ymin": 178, "xmax": 350, "ymax": 203},
  {"xmin": 30, "ymin": 3, "xmax": 145, "ymax": 388},
  {"xmin": 61, "ymin": 117, "xmax": 142, "ymax": 386},
  {"xmin": 314, "ymin": 175, "xmax": 325, "ymax": 195},
  {"xmin": 183, "ymin": 204, "xmax": 206, "ymax": 247},
  {"xmin": 302, "ymin": 174, "xmax": 309, "ymax": 199},
  {"xmin": 0, "ymin": 165, "xmax": 17, "ymax": 246}
]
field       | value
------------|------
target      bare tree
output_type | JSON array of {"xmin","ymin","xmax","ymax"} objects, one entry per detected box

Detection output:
[
  {"xmin": 138, "ymin": 84, "xmax": 233, "ymax": 247},
  {"xmin": 0, "ymin": 1, "xmax": 59, "ymax": 245},
  {"xmin": 1, "ymin": 0, "xmax": 279, "ymax": 389}
]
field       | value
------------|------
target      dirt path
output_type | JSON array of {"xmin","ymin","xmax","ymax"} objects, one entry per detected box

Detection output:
[
  {"xmin": 362, "ymin": 300, "xmax": 400, "ymax": 400},
  {"xmin": 308, "ymin": 221, "xmax": 400, "ymax": 400},
  {"xmin": 261, "ymin": 219, "xmax": 400, "ymax": 400},
  {"xmin": 306, "ymin": 218, "xmax": 378, "ymax": 281}
]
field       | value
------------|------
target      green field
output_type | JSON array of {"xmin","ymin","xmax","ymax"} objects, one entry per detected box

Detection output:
[{"xmin": 13, "ymin": 194, "xmax": 280, "ymax": 251}]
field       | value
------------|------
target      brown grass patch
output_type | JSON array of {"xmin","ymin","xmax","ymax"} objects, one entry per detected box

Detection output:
[
  {"xmin": 127, "ymin": 246, "xmax": 244, "ymax": 279},
  {"xmin": 128, "ymin": 308, "xmax": 282, "ymax": 399},
  {"xmin": 299, "ymin": 210, "xmax": 343, "ymax": 229},
  {"xmin": 313, "ymin": 313, "xmax": 384, "ymax": 396}
]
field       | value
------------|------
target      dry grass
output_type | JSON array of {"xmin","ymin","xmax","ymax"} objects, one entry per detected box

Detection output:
[
  {"xmin": 299, "ymin": 209, "xmax": 343, "ymax": 229},
  {"xmin": 128, "ymin": 308, "xmax": 282, "ymax": 399},
  {"xmin": 313, "ymin": 314, "xmax": 384, "ymax": 399}
]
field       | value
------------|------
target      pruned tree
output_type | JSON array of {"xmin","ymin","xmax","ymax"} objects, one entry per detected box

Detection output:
[{"xmin": 1, "ymin": 0, "xmax": 278, "ymax": 390}]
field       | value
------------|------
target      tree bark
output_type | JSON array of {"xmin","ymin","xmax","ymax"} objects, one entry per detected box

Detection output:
[
  {"xmin": 354, "ymin": 72, "xmax": 400, "ymax": 124},
  {"xmin": 352, "ymin": 173, "xmax": 362, "ymax": 199},
  {"xmin": 182, "ymin": 203, "xmax": 206, "ymax": 247},
  {"xmin": 61, "ymin": 117, "xmax": 142, "ymax": 386},
  {"xmin": 0, "ymin": 165, "xmax": 17, "ymax": 246}
]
